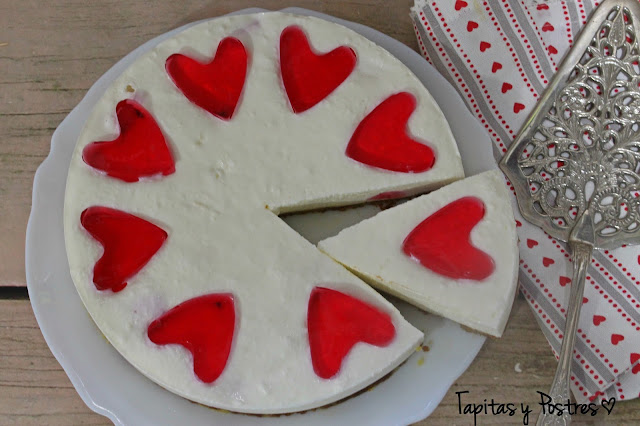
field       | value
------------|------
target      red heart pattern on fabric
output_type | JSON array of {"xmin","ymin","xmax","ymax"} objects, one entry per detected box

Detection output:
[
  {"xmin": 148, "ymin": 293, "xmax": 235, "ymax": 383},
  {"xmin": 492, "ymin": 62, "xmax": 503, "ymax": 73},
  {"xmin": 516, "ymin": 220, "xmax": 522, "ymax": 227},
  {"xmin": 593, "ymin": 315, "xmax": 606, "ymax": 326},
  {"xmin": 467, "ymin": 21, "xmax": 479, "ymax": 32},
  {"xmin": 346, "ymin": 92, "xmax": 435, "ymax": 173},
  {"xmin": 502, "ymin": 82, "xmax": 513, "ymax": 93},
  {"xmin": 527, "ymin": 239, "xmax": 538, "ymax": 248},
  {"xmin": 166, "ymin": 37, "xmax": 247, "ymax": 120},
  {"xmin": 412, "ymin": 0, "xmax": 640, "ymax": 402},
  {"xmin": 82, "ymin": 100, "xmax": 175, "ymax": 183},
  {"xmin": 542, "ymin": 257, "xmax": 554, "ymax": 267},
  {"xmin": 402, "ymin": 196, "xmax": 495, "ymax": 280},
  {"xmin": 514, "ymin": 102, "xmax": 525, "ymax": 113},
  {"xmin": 480, "ymin": 41, "xmax": 491, "ymax": 52},
  {"xmin": 559, "ymin": 276, "xmax": 571, "ymax": 287},
  {"xmin": 81, "ymin": 206, "xmax": 168, "ymax": 292},
  {"xmin": 583, "ymin": 297, "xmax": 589, "ymax": 304},
  {"xmin": 455, "ymin": 0, "xmax": 468, "ymax": 11},
  {"xmin": 307, "ymin": 287, "xmax": 395, "ymax": 379},
  {"xmin": 631, "ymin": 353, "xmax": 640, "ymax": 374},
  {"xmin": 611, "ymin": 334, "xmax": 624, "ymax": 345},
  {"xmin": 280, "ymin": 26, "xmax": 356, "ymax": 113}
]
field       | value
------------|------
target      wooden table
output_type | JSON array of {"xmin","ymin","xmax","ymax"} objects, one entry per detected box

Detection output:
[{"xmin": 1, "ymin": 0, "xmax": 638, "ymax": 424}]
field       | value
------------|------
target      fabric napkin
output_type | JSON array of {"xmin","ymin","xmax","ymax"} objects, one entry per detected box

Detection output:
[{"xmin": 410, "ymin": 0, "xmax": 640, "ymax": 403}]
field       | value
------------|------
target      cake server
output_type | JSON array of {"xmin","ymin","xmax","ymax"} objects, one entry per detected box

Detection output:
[{"xmin": 500, "ymin": 0, "xmax": 640, "ymax": 424}]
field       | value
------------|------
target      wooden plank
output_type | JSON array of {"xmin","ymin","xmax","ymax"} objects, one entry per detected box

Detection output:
[{"xmin": 1, "ymin": 296, "xmax": 638, "ymax": 425}]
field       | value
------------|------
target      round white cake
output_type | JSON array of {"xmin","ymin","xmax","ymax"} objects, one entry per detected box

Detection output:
[{"xmin": 64, "ymin": 12, "xmax": 463, "ymax": 414}]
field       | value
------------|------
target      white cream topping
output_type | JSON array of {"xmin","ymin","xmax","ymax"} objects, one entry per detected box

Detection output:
[
  {"xmin": 318, "ymin": 170, "xmax": 519, "ymax": 338},
  {"xmin": 64, "ymin": 12, "xmax": 463, "ymax": 413}
]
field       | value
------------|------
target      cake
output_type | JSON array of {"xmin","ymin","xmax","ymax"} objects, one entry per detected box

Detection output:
[
  {"xmin": 63, "ymin": 12, "xmax": 465, "ymax": 414},
  {"xmin": 318, "ymin": 170, "xmax": 519, "ymax": 337}
]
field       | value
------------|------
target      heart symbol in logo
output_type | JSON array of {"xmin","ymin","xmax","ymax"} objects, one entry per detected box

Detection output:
[
  {"xmin": 527, "ymin": 239, "xmax": 538, "ymax": 248},
  {"xmin": 280, "ymin": 26, "xmax": 356, "ymax": 113},
  {"xmin": 601, "ymin": 397, "xmax": 616, "ymax": 414},
  {"xmin": 82, "ymin": 100, "xmax": 175, "ymax": 183},
  {"xmin": 631, "ymin": 353, "xmax": 640, "ymax": 374},
  {"xmin": 537, "ymin": 3, "xmax": 550, "ymax": 10},
  {"xmin": 559, "ymin": 276, "xmax": 571, "ymax": 287},
  {"xmin": 480, "ymin": 41, "xmax": 491, "ymax": 52},
  {"xmin": 148, "ymin": 293, "xmax": 235, "ymax": 383},
  {"xmin": 542, "ymin": 257, "xmax": 554, "ymax": 267},
  {"xmin": 467, "ymin": 21, "xmax": 479, "ymax": 32},
  {"xmin": 502, "ymin": 82, "xmax": 513, "ymax": 93},
  {"xmin": 593, "ymin": 315, "xmax": 606, "ymax": 326},
  {"xmin": 455, "ymin": 0, "xmax": 468, "ymax": 11},
  {"xmin": 307, "ymin": 287, "xmax": 395, "ymax": 379},
  {"xmin": 492, "ymin": 62, "xmax": 503, "ymax": 73},
  {"xmin": 346, "ymin": 92, "xmax": 435, "ymax": 173},
  {"xmin": 548, "ymin": 45, "xmax": 558, "ymax": 55},
  {"xmin": 611, "ymin": 334, "xmax": 624, "ymax": 345},
  {"xmin": 542, "ymin": 22, "xmax": 555, "ymax": 32},
  {"xmin": 402, "ymin": 197, "xmax": 495, "ymax": 280},
  {"xmin": 166, "ymin": 37, "xmax": 247, "ymax": 120},
  {"xmin": 81, "ymin": 206, "xmax": 168, "ymax": 292}
]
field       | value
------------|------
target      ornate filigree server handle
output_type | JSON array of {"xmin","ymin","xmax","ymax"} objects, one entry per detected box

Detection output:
[
  {"xmin": 499, "ymin": 0, "xmax": 640, "ymax": 424},
  {"xmin": 536, "ymin": 214, "xmax": 594, "ymax": 426}
]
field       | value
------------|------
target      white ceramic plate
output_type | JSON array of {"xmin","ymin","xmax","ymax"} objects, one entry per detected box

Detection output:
[{"xmin": 26, "ymin": 8, "xmax": 495, "ymax": 425}]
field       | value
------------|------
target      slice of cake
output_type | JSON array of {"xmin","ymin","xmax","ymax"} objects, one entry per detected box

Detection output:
[{"xmin": 318, "ymin": 170, "xmax": 519, "ymax": 337}]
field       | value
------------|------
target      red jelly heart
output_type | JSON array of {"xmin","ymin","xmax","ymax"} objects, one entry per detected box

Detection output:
[
  {"xmin": 148, "ymin": 294, "xmax": 235, "ymax": 384},
  {"xmin": 81, "ymin": 206, "xmax": 168, "ymax": 292},
  {"xmin": 82, "ymin": 100, "xmax": 175, "ymax": 183},
  {"xmin": 346, "ymin": 92, "xmax": 436, "ymax": 173},
  {"xmin": 166, "ymin": 37, "xmax": 247, "ymax": 119},
  {"xmin": 307, "ymin": 287, "xmax": 395, "ymax": 379},
  {"xmin": 402, "ymin": 197, "xmax": 495, "ymax": 280},
  {"xmin": 280, "ymin": 26, "xmax": 357, "ymax": 113}
]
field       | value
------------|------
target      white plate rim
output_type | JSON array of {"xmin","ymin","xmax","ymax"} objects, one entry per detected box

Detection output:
[{"xmin": 25, "ymin": 7, "xmax": 494, "ymax": 425}]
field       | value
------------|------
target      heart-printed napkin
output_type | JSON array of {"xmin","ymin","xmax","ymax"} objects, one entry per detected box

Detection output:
[{"xmin": 410, "ymin": 0, "xmax": 640, "ymax": 403}]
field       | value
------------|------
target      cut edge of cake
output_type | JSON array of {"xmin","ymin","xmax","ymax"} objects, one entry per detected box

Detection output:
[{"xmin": 318, "ymin": 170, "xmax": 519, "ymax": 338}]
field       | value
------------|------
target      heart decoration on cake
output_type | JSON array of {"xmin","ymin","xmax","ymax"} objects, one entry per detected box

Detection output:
[
  {"xmin": 148, "ymin": 294, "xmax": 236, "ymax": 383},
  {"xmin": 82, "ymin": 100, "xmax": 176, "ymax": 182},
  {"xmin": 80, "ymin": 206, "xmax": 168, "ymax": 292},
  {"xmin": 402, "ymin": 196, "xmax": 495, "ymax": 280},
  {"xmin": 307, "ymin": 287, "xmax": 395, "ymax": 379},
  {"xmin": 166, "ymin": 37, "xmax": 248, "ymax": 120},
  {"xmin": 280, "ymin": 25, "xmax": 357, "ymax": 113},
  {"xmin": 346, "ymin": 92, "xmax": 435, "ymax": 173}
]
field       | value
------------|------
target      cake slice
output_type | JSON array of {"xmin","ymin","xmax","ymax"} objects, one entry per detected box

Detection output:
[{"xmin": 318, "ymin": 170, "xmax": 519, "ymax": 337}]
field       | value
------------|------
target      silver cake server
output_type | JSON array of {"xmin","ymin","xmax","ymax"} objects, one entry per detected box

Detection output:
[{"xmin": 500, "ymin": 0, "xmax": 640, "ymax": 424}]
